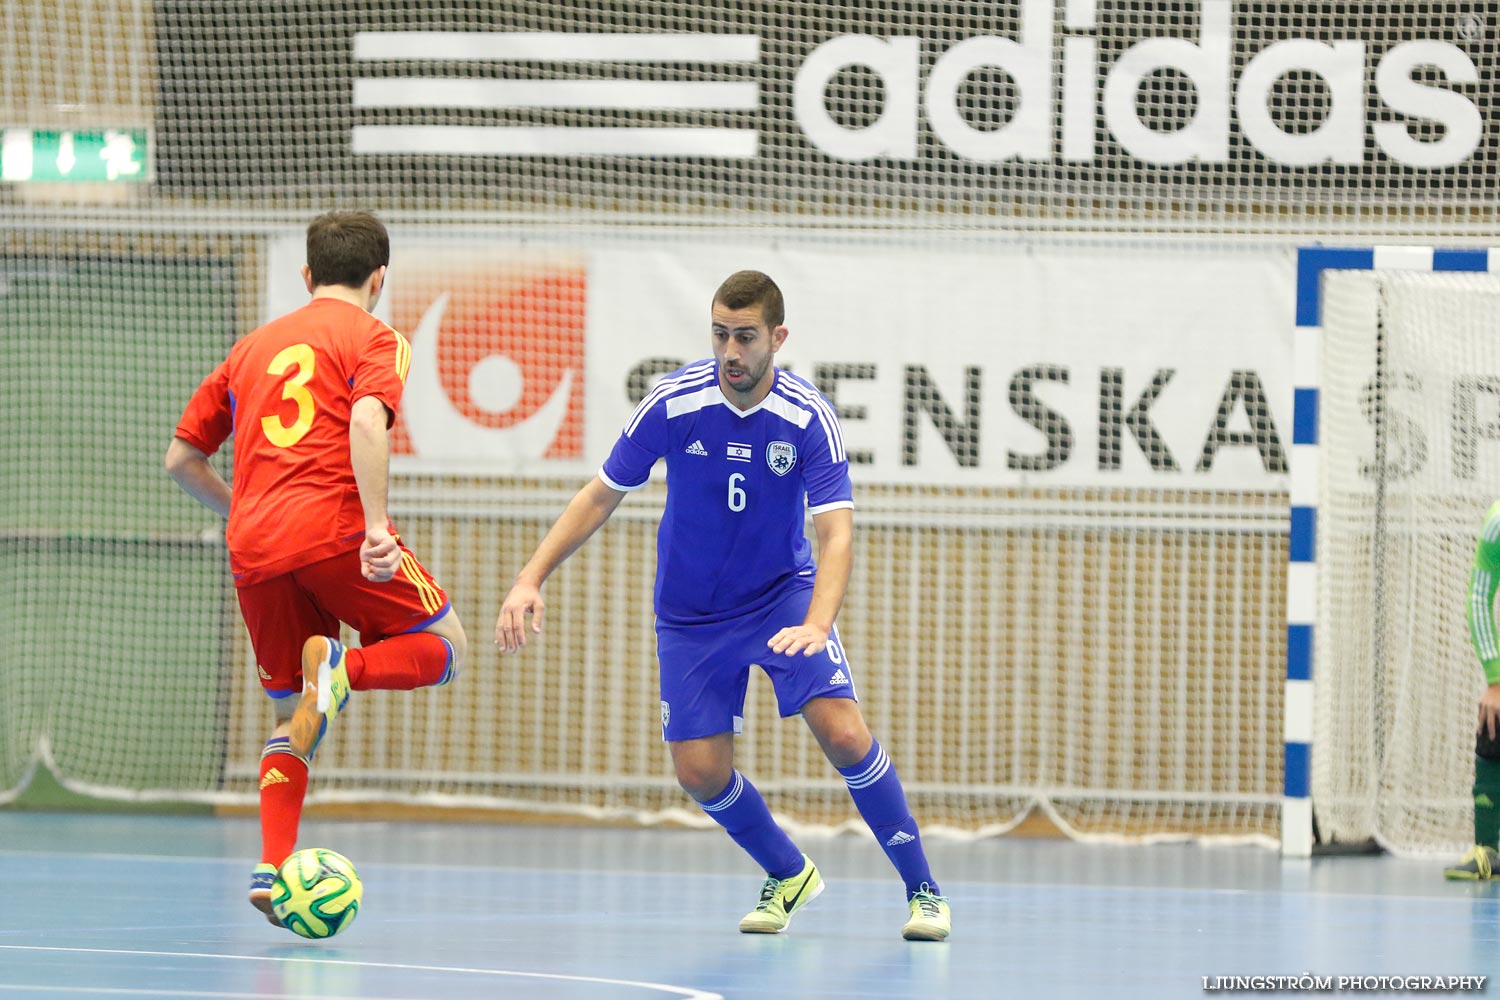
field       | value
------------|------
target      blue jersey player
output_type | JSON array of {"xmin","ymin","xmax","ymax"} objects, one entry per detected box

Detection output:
[{"xmin": 496, "ymin": 271, "xmax": 949, "ymax": 941}]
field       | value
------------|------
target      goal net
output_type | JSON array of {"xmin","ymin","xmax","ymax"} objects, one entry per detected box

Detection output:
[
  {"xmin": 1314, "ymin": 269, "xmax": 1500, "ymax": 855},
  {"xmin": 16, "ymin": 0, "xmax": 1498, "ymax": 846},
  {"xmin": 0, "ymin": 226, "xmax": 1295, "ymax": 844}
]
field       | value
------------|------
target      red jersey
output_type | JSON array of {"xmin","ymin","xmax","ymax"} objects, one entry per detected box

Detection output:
[{"xmin": 175, "ymin": 297, "xmax": 412, "ymax": 586}]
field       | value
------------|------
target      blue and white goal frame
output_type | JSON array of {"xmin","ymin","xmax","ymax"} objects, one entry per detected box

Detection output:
[{"xmin": 1284, "ymin": 245, "xmax": 1499, "ymax": 857}]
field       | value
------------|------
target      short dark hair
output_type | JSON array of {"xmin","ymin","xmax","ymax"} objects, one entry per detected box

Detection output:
[
  {"xmin": 712, "ymin": 270, "xmax": 784, "ymax": 329},
  {"xmin": 306, "ymin": 210, "xmax": 390, "ymax": 289}
]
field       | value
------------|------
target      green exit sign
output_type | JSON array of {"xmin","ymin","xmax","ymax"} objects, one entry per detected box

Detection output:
[{"xmin": 1, "ymin": 128, "xmax": 153, "ymax": 183}]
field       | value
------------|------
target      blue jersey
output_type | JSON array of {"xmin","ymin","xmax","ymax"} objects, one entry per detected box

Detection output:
[{"xmin": 600, "ymin": 360, "xmax": 853, "ymax": 625}]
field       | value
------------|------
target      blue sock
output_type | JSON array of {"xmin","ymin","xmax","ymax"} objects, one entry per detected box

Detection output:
[
  {"xmin": 698, "ymin": 771, "xmax": 804, "ymax": 880},
  {"xmin": 838, "ymin": 740, "xmax": 938, "ymax": 897}
]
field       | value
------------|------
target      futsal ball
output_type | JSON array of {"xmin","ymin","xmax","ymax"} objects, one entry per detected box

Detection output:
[{"xmin": 271, "ymin": 847, "xmax": 363, "ymax": 939}]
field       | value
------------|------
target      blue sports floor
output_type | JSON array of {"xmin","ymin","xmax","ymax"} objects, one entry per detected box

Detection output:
[{"xmin": 1, "ymin": 813, "xmax": 1496, "ymax": 999}]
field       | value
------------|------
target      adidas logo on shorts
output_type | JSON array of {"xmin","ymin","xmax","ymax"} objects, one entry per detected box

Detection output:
[
  {"xmin": 829, "ymin": 669, "xmax": 849, "ymax": 686},
  {"xmin": 686, "ymin": 440, "xmax": 709, "ymax": 456},
  {"xmin": 886, "ymin": 830, "xmax": 916, "ymax": 847}
]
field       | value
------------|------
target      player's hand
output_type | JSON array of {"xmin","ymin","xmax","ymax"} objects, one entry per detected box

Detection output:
[
  {"xmin": 496, "ymin": 582, "xmax": 544, "ymax": 653},
  {"xmin": 360, "ymin": 526, "xmax": 400, "ymax": 582},
  {"xmin": 768, "ymin": 623, "xmax": 830, "ymax": 657},
  {"xmin": 1479, "ymin": 683, "xmax": 1500, "ymax": 741}
]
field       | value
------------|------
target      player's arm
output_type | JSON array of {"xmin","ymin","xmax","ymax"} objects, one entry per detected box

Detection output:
[
  {"xmin": 496, "ymin": 476, "xmax": 627, "ymax": 652},
  {"xmin": 1468, "ymin": 502, "xmax": 1500, "ymax": 738},
  {"xmin": 165, "ymin": 437, "xmax": 231, "ymax": 518},
  {"xmin": 350, "ymin": 394, "xmax": 399, "ymax": 582},
  {"xmin": 168, "ymin": 362, "xmax": 233, "ymax": 517},
  {"xmin": 769, "ymin": 507, "xmax": 853, "ymax": 657}
]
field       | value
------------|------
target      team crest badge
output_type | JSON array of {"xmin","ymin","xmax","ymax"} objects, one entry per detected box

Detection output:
[
  {"xmin": 660, "ymin": 700, "xmax": 670, "ymax": 730},
  {"xmin": 767, "ymin": 441, "xmax": 797, "ymax": 476}
]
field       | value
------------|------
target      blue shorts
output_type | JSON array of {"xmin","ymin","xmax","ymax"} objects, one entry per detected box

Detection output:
[{"xmin": 655, "ymin": 583, "xmax": 858, "ymax": 741}]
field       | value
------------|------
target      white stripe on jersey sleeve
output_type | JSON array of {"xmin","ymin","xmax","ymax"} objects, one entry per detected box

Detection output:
[
  {"xmin": 808, "ymin": 499, "xmax": 854, "ymax": 515},
  {"xmin": 624, "ymin": 361, "xmax": 717, "ymax": 438},
  {"xmin": 759, "ymin": 391, "xmax": 813, "ymax": 430},
  {"xmin": 776, "ymin": 378, "xmax": 845, "ymax": 463},
  {"xmin": 665, "ymin": 384, "xmax": 725, "ymax": 419},
  {"xmin": 1474, "ymin": 568, "xmax": 1498, "ymax": 662},
  {"xmin": 598, "ymin": 467, "xmax": 652, "ymax": 492}
]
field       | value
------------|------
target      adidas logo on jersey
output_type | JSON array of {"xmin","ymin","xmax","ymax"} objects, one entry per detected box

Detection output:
[
  {"xmin": 829, "ymin": 668, "xmax": 849, "ymax": 686},
  {"xmin": 259, "ymin": 767, "xmax": 290, "ymax": 790},
  {"xmin": 886, "ymin": 830, "xmax": 916, "ymax": 847},
  {"xmin": 257, "ymin": 663, "xmax": 272, "ymax": 681},
  {"xmin": 685, "ymin": 440, "xmax": 708, "ymax": 456}
]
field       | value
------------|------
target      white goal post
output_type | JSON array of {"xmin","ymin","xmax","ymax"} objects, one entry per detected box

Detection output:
[{"xmin": 1288, "ymin": 246, "xmax": 1500, "ymax": 857}]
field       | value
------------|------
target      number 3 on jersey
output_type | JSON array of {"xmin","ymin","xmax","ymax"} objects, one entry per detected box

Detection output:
[
  {"xmin": 727, "ymin": 472, "xmax": 747, "ymax": 512},
  {"xmin": 261, "ymin": 343, "xmax": 316, "ymax": 448}
]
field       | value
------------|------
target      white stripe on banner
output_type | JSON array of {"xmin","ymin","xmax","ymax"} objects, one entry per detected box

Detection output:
[
  {"xmin": 352, "ymin": 125, "xmax": 758, "ymax": 158},
  {"xmin": 353, "ymin": 32, "xmax": 761, "ymax": 64},
  {"xmin": 353, "ymin": 79, "xmax": 760, "ymax": 111}
]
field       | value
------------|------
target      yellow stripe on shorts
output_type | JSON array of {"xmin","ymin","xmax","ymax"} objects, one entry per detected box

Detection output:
[{"xmin": 399, "ymin": 551, "xmax": 443, "ymax": 614}]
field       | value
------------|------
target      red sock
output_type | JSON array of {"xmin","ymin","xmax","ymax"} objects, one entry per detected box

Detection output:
[
  {"xmin": 259, "ymin": 741, "xmax": 309, "ymax": 868},
  {"xmin": 344, "ymin": 633, "xmax": 452, "ymax": 691}
]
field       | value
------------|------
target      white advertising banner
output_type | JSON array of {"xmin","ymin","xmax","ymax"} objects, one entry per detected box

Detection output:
[{"xmin": 265, "ymin": 234, "xmax": 1293, "ymax": 489}]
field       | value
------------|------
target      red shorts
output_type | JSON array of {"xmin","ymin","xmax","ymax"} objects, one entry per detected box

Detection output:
[{"xmin": 235, "ymin": 541, "xmax": 450, "ymax": 696}]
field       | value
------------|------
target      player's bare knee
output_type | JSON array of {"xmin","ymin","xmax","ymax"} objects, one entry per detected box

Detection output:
[
  {"xmin": 269, "ymin": 691, "xmax": 297, "ymax": 728},
  {"xmin": 445, "ymin": 625, "xmax": 469, "ymax": 678},
  {"xmin": 821, "ymin": 726, "xmax": 871, "ymax": 767},
  {"xmin": 679, "ymin": 776, "xmax": 726, "ymax": 802},
  {"xmin": 675, "ymin": 764, "xmax": 732, "ymax": 802},
  {"xmin": 427, "ymin": 610, "xmax": 468, "ymax": 682}
]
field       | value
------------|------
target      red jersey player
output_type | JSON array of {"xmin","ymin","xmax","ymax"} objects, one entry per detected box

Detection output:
[{"xmin": 166, "ymin": 210, "xmax": 468, "ymax": 928}]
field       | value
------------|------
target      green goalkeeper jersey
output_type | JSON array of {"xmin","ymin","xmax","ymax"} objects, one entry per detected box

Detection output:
[{"xmin": 1469, "ymin": 499, "xmax": 1500, "ymax": 686}]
